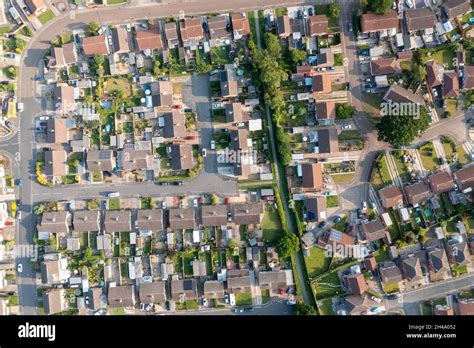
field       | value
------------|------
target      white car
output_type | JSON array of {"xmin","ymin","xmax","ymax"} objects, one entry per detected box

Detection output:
[
  {"xmin": 98, "ymin": 26, "xmax": 107, "ymax": 35},
  {"xmin": 17, "ymin": 263, "xmax": 23, "ymax": 273},
  {"xmin": 39, "ymin": 116, "xmax": 49, "ymax": 121},
  {"xmin": 161, "ymin": 201, "xmax": 167, "ymax": 209},
  {"xmin": 108, "ymin": 192, "xmax": 120, "ymax": 198},
  {"xmin": 193, "ymin": 199, "xmax": 198, "ymax": 207},
  {"xmin": 341, "ymin": 124, "xmax": 352, "ymax": 130},
  {"xmin": 126, "ymin": 24, "xmax": 131, "ymax": 32},
  {"xmin": 229, "ymin": 293, "xmax": 236, "ymax": 306},
  {"xmin": 392, "ymin": 1, "xmax": 397, "ymax": 9},
  {"xmin": 201, "ymin": 148, "xmax": 207, "ymax": 157},
  {"xmin": 362, "ymin": 201, "xmax": 368, "ymax": 211},
  {"xmin": 210, "ymin": 140, "xmax": 216, "ymax": 150},
  {"xmin": 371, "ymin": 296, "xmax": 382, "ymax": 303},
  {"xmin": 224, "ymin": 294, "xmax": 229, "ymax": 304},
  {"xmin": 405, "ymin": 0, "xmax": 414, "ymax": 8},
  {"xmin": 202, "ymin": 298, "xmax": 208, "ymax": 307},
  {"xmin": 212, "ymin": 102, "xmax": 224, "ymax": 109},
  {"xmin": 235, "ymin": 122, "xmax": 245, "ymax": 128},
  {"xmin": 17, "ymin": 102, "xmax": 24, "ymax": 112},
  {"xmin": 323, "ymin": 184, "xmax": 333, "ymax": 190}
]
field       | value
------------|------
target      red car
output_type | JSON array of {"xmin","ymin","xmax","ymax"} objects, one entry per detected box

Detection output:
[
  {"xmin": 173, "ymin": 104, "xmax": 183, "ymax": 109},
  {"xmin": 225, "ymin": 197, "xmax": 230, "ymax": 204},
  {"xmin": 279, "ymin": 288, "xmax": 284, "ymax": 296}
]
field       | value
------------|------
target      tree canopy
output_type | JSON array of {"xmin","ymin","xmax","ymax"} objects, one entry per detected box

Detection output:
[
  {"xmin": 367, "ymin": 0, "xmax": 392, "ymax": 14},
  {"xmin": 277, "ymin": 230, "xmax": 299, "ymax": 258},
  {"xmin": 336, "ymin": 103, "xmax": 356, "ymax": 119},
  {"xmin": 294, "ymin": 302, "xmax": 318, "ymax": 315},
  {"xmin": 328, "ymin": 2, "xmax": 341, "ymax": 18},
  {"xmin": 290, "ymin": 48, "xmax": 307, "ymax": 65}
]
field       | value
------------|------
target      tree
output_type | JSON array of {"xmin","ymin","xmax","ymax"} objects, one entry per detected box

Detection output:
[
  {"xmin": 290, "ymin": 48, "xmax": 307, "ymax": 65},
  {"xmin": 276, "ymin": 230, "xmax": 299, "ymax": 258},
  {"xmin": 153, "ymin": 59, "xmax": 161, "ymax": 76},
  {"xmin": 328, "ymin": 2, "xmax": 341, "ymax": 18},
  {"xmin": 263, "ymin": 32, "xmax": 282, "ymax": 59},
  {"xmin": 376, "ymin": 107, "xmax": 431, "ymax": 148},
  {"xmin": 336, "ymin": 103, "xmax": 356, "ymax": 119},
  {"xmin": 34, "ymin": 204, "xmax": 45, "ymax": 215},
  {"xmin": 294, "ymin": 302, "xmax": 318, "ymax": 315},
  {"xmin": 367, "ymin": 0, "xmax": 392, "ymax": 14},
  {"xmin": 86, "ymin": 21, "xmax": 100, "ymax": 36},
  {"xmin": 195, "ymin": 63, "xmax": 212, "ymax": 74},
  {"xmin": 210, "ymin": 194, "xmax": 218, "ymax": 205},
  {"xmin": 412, "ymin": 63, "xmax": 427, "ymax": 84},
  {"xmin": 227, "ymin": 238, "xmax": 238, "ymax": 252}
]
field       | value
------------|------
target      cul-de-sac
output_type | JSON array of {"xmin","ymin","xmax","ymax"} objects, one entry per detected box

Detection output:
[{"xmin": 0, "ymin": 0, "xmax": 473, "ymax": 317}]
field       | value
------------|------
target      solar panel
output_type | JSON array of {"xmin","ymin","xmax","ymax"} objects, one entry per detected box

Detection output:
[
  {"xmin": 220, "ymin": 71, "xmax": 227, "ymax": 82},
  {"xmin": 183, "ymin": 280, "xmax": 192, "ymax": 291},
  {"xmin": 99, "ymin": 151, "xmax": 111, "ymax": 160},
  {"xmin": 332, "ymin": 231, "xmax": 341, "ymax": 241}
]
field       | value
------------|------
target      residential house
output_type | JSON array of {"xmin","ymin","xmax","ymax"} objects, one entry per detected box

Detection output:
[
  {"xmin": 231, "ymin": 12, "xmax": 251, "ymax": 39},
  {"xmin": 203, "ymin": 280, "xmax": 225, "ymax": 299},
  {"xmin": 315, "ymin": 101, "xmax": 336, "ymax": 126},
  {"xmin": 163, "ymin": 110, "xmax": 186, "ymax": 139},
  {"xmin": 151, "ymin": 81, "xmax": 173, "ymax": 107},
  {"xmin": 135, "ymin": 27, "xmax": 163, "ymax": 52},
  {"xmin": 258, "ymin": 270, "xmax": 289, "ymax": 292},
  {"xmin": 40, "ymin": 259, "xmax": 60, "ymax": 284},
  {"xmin": 443, "ymin": 0, "xmax": 472, "ymax": 19},
  {"xmin": 230, "ymin": 128, "xmax": 249, "ymax": 151},
  {"xmin": 428, "ymin": 171, "xmax": 454, "ymax": 194},
  {"xmin": 86, "ymin": 150, "xmax": 115, "ymax": 172},
  {"xmin": 363, "ymin": 256, "xmax": 377, "ymax": 273},
  {"xmin": 139, "ymin": 281, "xmax": 167, "ymax": 304},
  {"xmin": 318, "ymin": 229, "xmax": 355, "ymax": 251},
  {"xmin": 301, "ymin": 163, "xmax": 323, "ymax": 191},
  {"xmin": 427, "ymin": 248, "xmax": 450, "ymax": 281},
  {"xmin": 170, "ymin": 144, "xmax": 194, "ymax": 170},
  {"xmin": 24, "ymin": 0, "xmax": 46, "ymax": 15},
  {"xmin": 359, "ymin": 220, "xmax": 391, "ymax": 244},
  {"xmin": 111, "ymin": 27, "xmax": 130, "ymax": 53},
  {"xmin": 49, "ymin": 47, "xmax": 66, "ymax": 69},
  {"xmin": 104, "ymin": 211, "xmax": 131, "ymax": 233},
  {"xmin": 232, "ymin": 203, "xmax": 264, "ymax": 225},
  {"xmin": 304, "ymin": 196, "xmax": 326, "ymax": 222},
  {"xmin": 225, "ymin": 103, "xmax": 247, "ymax": 123},
  {"xmin": 453, "ymin": 165, "xmax": 474, "ymax": 191},
  {"xmin": 277, "ymin": 16, "xmax": 292, "ymax": 38},
  {"xmin": 311, "ymin": 74, "xmax": 332, "ymax": 94},
  {"xmin": 168, "ymin": 207, "xmax": 195, "ymax": 230},
  {"xmin": 82, "ymin": 35, "xmax": 110, "ymax": 56},
  {"xmin": 400, "ymin": 255, "xmax": 424, "ymax": 285},
  {"xmin": 360, "ymin": 12, "xmax": 399, "ymax": 33},
  {"xmin": 136, "ymin": 209, "xmax": 163, "ymax": 232},
  {"xmin": 316, "ymin": 48, "xmax": 334, "ymax": 67},
  {"xmin": 312, "ymin": 128, "xmax": 338, "ymax": 154},
  {"xmin": 378, "ymin": 261, "xmax": 402, "ymax": 284},
  {"xmin": 370, "ymin": 57, "xmax": 398, "ymax": 76},
  {"xmin": 164, "ymin": 22, "xmax": 179, "ymax": 49},
  {"xmin": 179, "ymin": 18, "xmax": 204, "ymax": 48},
  {"xmin": 108, "ymin": 285, "xmax": 136, "ymax": 308},
  {"xmin": 463, "ymin": 66, "xmax": 474, "ymax": 90},
  {"xmin": 37, "ymin": 211, "xmax": 69, "ymax": 234},
  {"xmin": 220, "ymin": 66, "xmax": 238, "ymax": 97},
  {"xmin": 434, "ymin": 305, "xmax": 454, "ymax": 315},
  {"xmin": 458, "ymin": 300, "xmax": 474, "ymax": 315},
  {"xmin": 208, "ymin": 15, "xmax": 231, "ymax": 45},
  {"xmin": 89, "ymin": 287, "xmax": 104, "ymax": 311},
  {"xmin": 344, "ymin": 273, "xmax": 368, "ymax": 295},
  {"xmin": 54, "ymin": 84, "xmax": 76, "ymax": 115},
  {"xmin": 192, "ymin": 260, "xmax": 207, "ymax": 276},
  {"xmin": 171, "ymin": 278, "xmax": 198, "ymax": 300},
  {"xmin": 118, "ymin": 148, "xmax": 152, "ymax": 171},
  {"xmin": 343, "ymin": 294, "xmax": 379, "ymax": 315},
  {"xmin": 425, "ymin": 60, "xmax": 443, "ymax": 88},
  {"xmin": 443, "ymin": 72, "xmax": 460, "ymax": 98},
  {"xmin": 62, "ymin": 42, "xmax": 78, "ymax": 65},
  {"xmin": 383, "ymin": 84, "xmax": 425, "ymax": 106},
  {"xmin": 201, "ymin": 204, "xmax": 228, "ymax": 226},
  {"xmin": 404, "ymin": 182, "xmax": 431, "ymax": 206},
  {"xmin": 227, "ymin": 275, "xmax": 251, "ymax": 293},
  {"xmin": 447, "ymin": 235, "xmax": 472, "ymax": 267},
  {"xmin": 307, "ymin": 15, "xmax": 328, "ymax": 36},
  {"xmin": 46, "ymin": 118, "xmax": 68, "ymax": 143},
  {"xmin": 43, "ymin": 289, "xmax": 67, "ymax": 315},
  {"xmin": 404, "ymin": 8, "xmax": 437, "ymax": 32},
  {"xmin": 378, "ymin": 185, "xmax": 403, "ymax": 208},
  {"xmin": 73, "ymin": 210, "xmax": 100, "ymax": 233}
]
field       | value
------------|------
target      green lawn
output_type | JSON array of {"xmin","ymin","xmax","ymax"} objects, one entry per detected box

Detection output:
[
  {"xmin": 456, "ymin": 145, "xmax": 470, "ymax": 165},
  {"xmin": 330, "ymin": 173, "xmax": 354, "ymax": 184},
  {"xmin": 334, "ymin": 53, "xmax": 343, "ymax": 66},
  {"xmin": 420, "ymin": 301, "xmax": 432, "ymax": 315},
  {"xmin": 262, "ymin": 205, "xmax": 282, "ymax": 244},
  {"xmin": 338, "ymin": 130, "xmax": 363, "ymax": 141},
  {"xmin": 431, "ymin": 45, "xmax": 457, "ymax": 69},
  {"xmin": 315, "ymin": 271, "xmax": 343, "ymax": 299},
  {"xmin": 418, "ymin": 143, "xmax": 439, "ymax": 171},
  {"xmin": 104, "ymin": 77, "xmax": 133, "ymax": 98},
  {"xmin": 373, "ymin": 249, "xmax": 390, "ymax": 262},
  {"xmin": 382, "ymin": 282, "xmax": 400, "ymax": 293},
  {"xmin": 235, "ymin": 292, "xmax": 253, "ymax": 306},
  {"xmin": 326, "ymin": 196, "xmax": 339, "ymax": 208},
  {"xmin": 182, "ymin": 250, "xmax": 197, "ymax": 277},
  {"xmin": 108, "ymin": 198, "xmax": 120, "ymax": 211},
  {"xmin": 38, "ymin": 9, "xmax": 55, "ymax": 25},
  {"xmin": 107, "ymin": 0, "xmax": 127, "ymax": 3},
  {"xmin": 304, "ymin": 247, "xmax": 331, "ymax": 278},
  {"xmin": 318, "ymin": 298, "xmax": 334, "ymax": 315},
  {"xmin": 452, "ymin": 264, "xmax": 468, "ymax": 277},
  {"xmin": 391, "ymin": 151, "xmax": 410, "ymax": 182},
  {"xmin": 211, "ymin": 45, "xmax": 232, "ymax": 66},
  {"xmin": 111, "ymin": 307, "xmax": 125, "ymax": 315},
  {"xmin": 261, "ymin": 289, "xmax": 270, "ymax": 304}
]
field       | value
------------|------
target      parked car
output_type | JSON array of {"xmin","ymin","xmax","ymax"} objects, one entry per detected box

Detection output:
[
  {"xmin": 210, "ymin": 140, "xmax": 216, "ymax": 150},
  {"xmin": 348, "ymin": 22, "xmax": 353, "ymax": 32},
  {"xmin": 202, "ymin": 298, "xmax": 208, "ymax": 307},
  {"xmin": 234, "ymin": 308, "xmax": 244, "ymax": 313},
  {"xmin": 362, "ymin": 201, "xmax": 368, "ymax": 211},
  {"xmin": 229, "ymin": 293, "xmax": 236, "ymax": 306},
  {"xmin": 371, "ymin": 296, "xmax": 382, "ymax": 303},
  {"xmin": 126, "ymin": 24, "xmax": 131, "ymax": 32},
  {"xmin": 386, "ymin": 294, "xmax": 398, "ymax": 300},
  {"xmin": 323, "ymin": 184, "xmax": 333, "ymax": 189},
  {"xmin": 224, "ymin": 294, "xmax": 229, "ymax": 304},
  {"xmin": 16, "ymin": 211, "xmax": 21, "ymax": 219},
  {"xmin": 333, "ymin": 216, "xmax": 342, "ymax": 223},
  {"xmin": 341, "ymin": 124, "xmax": 352, "ymax": 130},
  {"xmin": 327, "ymin": 66, "xmax": 336, "ymax": 70},
  {"xmin": 17, "ymin": 102, "xmax": 24, "ymax": 112},
  {"xmin": 39, "ymin": 116, "xmax": 49, "ymax": 121},
  {"xmin": 171, "ymin": 181, "xmax": 183, "ymax": 186},
  {"xmin": 316, "ymin": 67, "xmax": 327, "ymax": 72},
  {"xmin": 392, "ymin": 1, "xmax": 397, "ymax": 9},
  {"xmin": 235, "ymin": 122, "xmax": 245, "ymax": 128},
  {"xmin": 318, "ymin": 221, "xmax": 327, "ymax": 229},
  {"xmin": 98, "ymin": 26, "xmax": 107, "ymax": 35},
  {"xmin": 107, "ymin": 192, "xmax": 120, "ymax": 198},
  {"xmin": 193, "ymin": 199, "xmax": 198, "ymax": 207},
  {"xmin": 202, "ymin": 148, "xmax": 207, "ymax": 157},
  {"xmin": 17, "ymin": 263, "xmax": 22, "ymax": 273},
  {"xmin": 405, "ymin": 0, "xmax": 414, "ymax": 8}
]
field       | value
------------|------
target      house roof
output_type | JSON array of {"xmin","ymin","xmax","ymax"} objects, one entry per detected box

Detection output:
[
  {"xmin": 37, "ymin": 211, "xmax": 69, "ymax": 234},
  {"xmin": 86, "ymin": 150, "xmax": 115, "ymax": 172},
  {"xmin": 44, "ymin": 149, "xmax": 67, "ymax": 177},
  {"xmin": 54, "ymin": 84, "xmax": 75, "ymax": 115},
  {"xmin": 151, "ymin": 81, "xmax": 173, "ymax": 107},
  {"xmin": 139, "ymin": 281, "xmax": 167, "ymax": 304},
  {"xmin": 428, "ymin": 248, "xmax": 449, "ymax": 274},
  {"xmin": 378, "ymin": 185, "xmax": 403, "ymax": 208},
  {"xmin": 171, "ymin": 278, "xmax": 197, "ymax": 299},
  {"xmin": 345, "ymin": 273, "xmax": 368, "ymax": 295},
  {"xmin": 405, "ymin": 8, "xmax": 437, "ymax": 32},
  {"xmin": 443, "ymin": 72, "xmax": 460, "ymax": 98},
  {"xmin": 230, "ymin": 128, "xmax": 249, "ymax": 151},
  {"xmin": 425, "ymin": 60, "xmax": 442, "ymax": 88},
  {"xmin": 304, "ymin": 196, "xmax": 326, "ymax": 222},
  {"xmin": 360, "ymin": 12, "xmax": 399, "ymax": 33},
  {"xmin": 258, "ymin": 271, "xmax": 288, "ymax": 289},
  {"xmin": 360, "ymin": 220, "xmax": 387, "ymax": 242},
  {"xmin": 82, "ymin": 35, "xmax": 109, "ymax": 56},
  {"xmin": 163, "ymin": 110, "xmax": 186, "ymax": 138},
  {"xmin": 43, "ymin": 289, "xmax": 65, "ymax": 314},
  {"xmin": 307, "ymin": 15, "xmax": 328, "ymax": 36},
  {"xmin": 454, "ymin": 165, "xmax": 474, "ymax": 190},
  {"xmin": 201, "ymin": 204, "xmax": 228, "ymax": 226},
  {"xmin": 443, "ymin": 0, "xmax": 472, "ymax": 18},
  {"xmin": 400, "ymin": 256, "xmax": 424, "ymax": 282},
  {"xmin": 89, "ymin": 287, "xmax": 103, "ymax": 310},
  {"xmin": 315, "ymin": 128, "xmax": 338, "ymax": 154},
  {"xmin": 379, "ymin": 261, "xmax": 402, "ymax": 284},
  {"xmin": 46, "ymin": 118, "xmax": 68, "ymax": 143},
  {"xmin": 433, "ymin": 305, "xmax": 454, "ymax": 315},
  {"xmin": 179, "ymin": 18, "xmax": 203, "ymax": 42},
  {"xmin": 225, "ymin": 102, "xmax": 245, "ymax": 123},
  {"xmin": 164, "ymin": 22, "xmax": 178, "ymax": 43},
  {"xmin": 170, "ymin": 143, "xmax": 194, "ymax": 170},
  {"xmin": 104, "ymin": 211, "xmax": 131, "ymax": 233},
  {"xmin": 52, "ymin": 47, "xmax": 66, "ymax": 67},
  {"xmin": 463, "ymin": 66, "xmax": 474, "ymax": 89},
  {"xmin": 311, "ymin": 74, "xmax": 332, "ymax": 93},
  {"xmin": 108, "ymin": 285, "xmax": 135, "ymax": 308},
  {"xmin": 301, "ymin": 163, "xmax": 323, "ymax": 189},
  {"xmin": 327, "ymin": 229, "xmax": 355, "ymax": 246},
  {"xmin": 232, "ymin": 203, "xmax": 264, "ymax": 225},
  {"xmin": 370, "ymin": 57, "xmax": 398, "ymax": 76},
  {"xmin": 428, "ymin": 171, "xmax": 454, "ymax": 193},
  {"xmin": 73, "ymin": 210, "xmax": 100, "ymax": 232},
  {"xmin": 169, "ymin": 207, "xmax": 195, "ymax": 230},
  {"xmin": 317, "ymin": 48, "xmax": 334, "ymax": 67},
  {"xmin": 458, "ymin": 300, "xmax": 474, "ymax": 315},
  {"xmin": 447, "ymin": 239, "xmax": 471, "ymax": 265},
  {"xmin": 231, "ymin": 13, "xmax": 250, "ymax": 36},
  {"xmin": 404, "ymin": 181, "xmax": 431, "ymax": 205},
  {"xmin": 41, "ymin": 259, "xmax": 60, "ymax": 284},
  {"xmin": 119, "ymin": 148, "xmax": 151, "ymax": 171},
  {"xmin": 62, "ymin": 42, "xmax": 78, "ymax": 65},
  {"xmin": 136, "ymin": 209, "xmax": 163, "ymax": 231},
  {"xmin": 135, "ymin": 27, "xmax": 163, "ymax": 51},
  {"xmin": 220, "ymin": 67, "xmax": 238, "ymax": 97},
  {"xmin": 277, "ymin": 16, "xmax": 291, "ymax": 36},
  {"xmin": 24, "ymin": 0, "xmax": 44, "ymax": 13},
  {"xmin": 344, "ymin": 294, "xmax": 374, "ymax": 315},
  {"xmin": 112, "ymin": 27, "xmax": 130, "ymax": 53},
  {"xmin": 227, "ymin": 275, "xmax": 251, "ymax": 290},
  {"xmin": 316, "ymin": 102, "xmax": 336, "ymax": 120},
  {"xmin": 383, "ymin": 84, "xmax": 424, "ymax": 106},
  {"xmin": 363, "ymin": 256, "xmax": 377, "ymax": 272},
  {"xmin": 208, "ymin": 15, "xmax": 229, "ymax": 40},
  {"xmin": 203, "ymin": 280, "xmax": 225, "ymax": 295}
]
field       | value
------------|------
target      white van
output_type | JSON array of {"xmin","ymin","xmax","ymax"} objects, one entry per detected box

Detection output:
[{"xmin": 108, "ymin": 192, "xmax": 120, "ymax": 198}]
